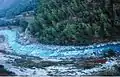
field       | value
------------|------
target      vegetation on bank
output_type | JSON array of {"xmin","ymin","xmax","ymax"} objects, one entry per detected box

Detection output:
[
  {"xmin": 1, "ymin": 0, "xmax": 120, "ymax": 45},
  {"xmin": 27, "ymin": 0, "xmax": 115, "ymax": 45}
]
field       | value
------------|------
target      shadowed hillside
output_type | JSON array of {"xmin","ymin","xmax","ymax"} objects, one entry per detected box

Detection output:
[
  {"xmin": 27, "ymin": 0, "xmax": 111, "ymax": 45},
  {"xmin": 24, "ymin": 0, "xmax": 120, "ymax": 45}
]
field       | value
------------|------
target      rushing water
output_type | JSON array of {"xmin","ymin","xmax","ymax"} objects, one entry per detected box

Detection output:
[
  {"xmin": 0, "ymin": 29, "xmax": 120, "ymax": 76},
  {"xmin": 0, "ymin": 29, "xmax": 120, "ymax": 59}
]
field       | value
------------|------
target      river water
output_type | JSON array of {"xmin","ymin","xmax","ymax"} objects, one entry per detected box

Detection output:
[
  {"xmin": 0, "ymin": 29, "xmax": 120, "ymax": 76},
  {"xmin": 0, "ymin": 29, "xmax": 120, "ymax": 59}
]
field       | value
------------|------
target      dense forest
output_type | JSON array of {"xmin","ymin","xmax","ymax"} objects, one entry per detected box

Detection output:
[{"xmin": 26, "ymin": 0, "xmax": 120, "ymax": 45}]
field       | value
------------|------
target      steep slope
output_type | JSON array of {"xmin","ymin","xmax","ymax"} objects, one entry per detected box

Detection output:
[
  {"xmin": 31, "ymin": 0, "xmax": 120, "ymax": 45},
  {"xmin": 31, "ymin": 0, "xmax": 112, "ymax": 45}
]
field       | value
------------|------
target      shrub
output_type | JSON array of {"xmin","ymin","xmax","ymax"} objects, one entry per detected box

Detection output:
[{"xmin": 19, "ymin": 19, "xmax": 28, "ymax": 31}]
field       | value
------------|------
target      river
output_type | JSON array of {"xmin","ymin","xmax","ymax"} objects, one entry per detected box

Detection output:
[
  {"xmin": 0, "ymin": 28, "xmax": 119, "ymax": 76},
  {"xmin": 0, "ymin": 29, "xmax": 120, "ymax": 59}
]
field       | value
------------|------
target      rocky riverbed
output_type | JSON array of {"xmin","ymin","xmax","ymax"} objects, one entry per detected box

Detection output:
[
  {"xmin": 0, "ymin": 27, "xmax": 120, "ymax": 76},
  {"xmin": 0, "ymin": 51, "xmax": 120, "ymax": 76}
]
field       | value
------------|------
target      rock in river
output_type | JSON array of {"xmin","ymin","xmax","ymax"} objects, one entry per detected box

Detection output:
[{"xmin": 0, "ymin": 65, "xmax": 15, "ymax": 76}]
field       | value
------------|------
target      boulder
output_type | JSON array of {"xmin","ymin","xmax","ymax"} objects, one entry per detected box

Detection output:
[
  {"xmin": 0, "ymin": 43, "xmax": 6, "ymax": 52},
  {"xmin": 0, "ymin": 65, "xmax": 15, "ymax": 76},
  {"xmin": 0, "ymin": 35, "xmax": 5, "ymax": 43},
  {"xmin": 102, "ymin": 49, "xmax": 116, "ymax": 58},
  {"xmin": 75, "ymin": 58, "xmax": 107, "ymax": 69}
]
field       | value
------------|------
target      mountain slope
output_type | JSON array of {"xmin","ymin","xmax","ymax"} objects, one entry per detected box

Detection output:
[
  {"xmin": 0, "ymin": 0, "xmax": 36, "ymax": 18},
  {"xmin": 0, "ymin": 0, "xmax": 17, "ymax": 10},
  {"xmin": 31, "ymin": 0, "xmax": 115, "ymax": 45}
]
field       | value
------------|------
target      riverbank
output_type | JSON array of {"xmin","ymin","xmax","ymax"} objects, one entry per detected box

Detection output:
[
  {"xmin": 0, "ymin": 27, "xmax": 120, "ymax": 76},
  {"xmin": 0, "ymin": 50, "xmax": 120, "ymax": 76},
  {"xmin": 0, "ymin": 27, "xmax": 120, "ymax": 59},
  {"xmin": 0, "ymin": 49, "xmax": 120, "ymax": 76}
]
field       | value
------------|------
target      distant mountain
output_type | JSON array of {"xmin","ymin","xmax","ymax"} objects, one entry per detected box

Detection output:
[
  {"xmin": 0, "ymin": 0, "xmax": 36, "ymax": 18},
  {"xmin": 0, "ymin": 0, "xmax": 4, "ymax": 5},
  {"xmin": 0, "ymin": 0, "xmax": 17, "ymax": 10}
]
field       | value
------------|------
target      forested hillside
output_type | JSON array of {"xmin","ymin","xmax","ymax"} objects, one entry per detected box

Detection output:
[
  {"xmin": 30, "ymin": 0, "xmax": 119, "ymax": 45},
  {"xmin": 0, "ymin": 0, "xmax": 119, "ymax": 45}
]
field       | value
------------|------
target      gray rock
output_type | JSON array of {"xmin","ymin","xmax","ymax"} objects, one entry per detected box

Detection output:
[{"xmin": 0, "ymin": 35, "xmax": 5, "ymax": 43}]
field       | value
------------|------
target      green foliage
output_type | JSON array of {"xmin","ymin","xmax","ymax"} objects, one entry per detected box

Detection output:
[
  {"xmin": 19, "ymin": 19, "xmax": 28, "ymax": 31},
  {"xmin": 31, "ymin": 0, "xmax": 113, "ymax": 45}
]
